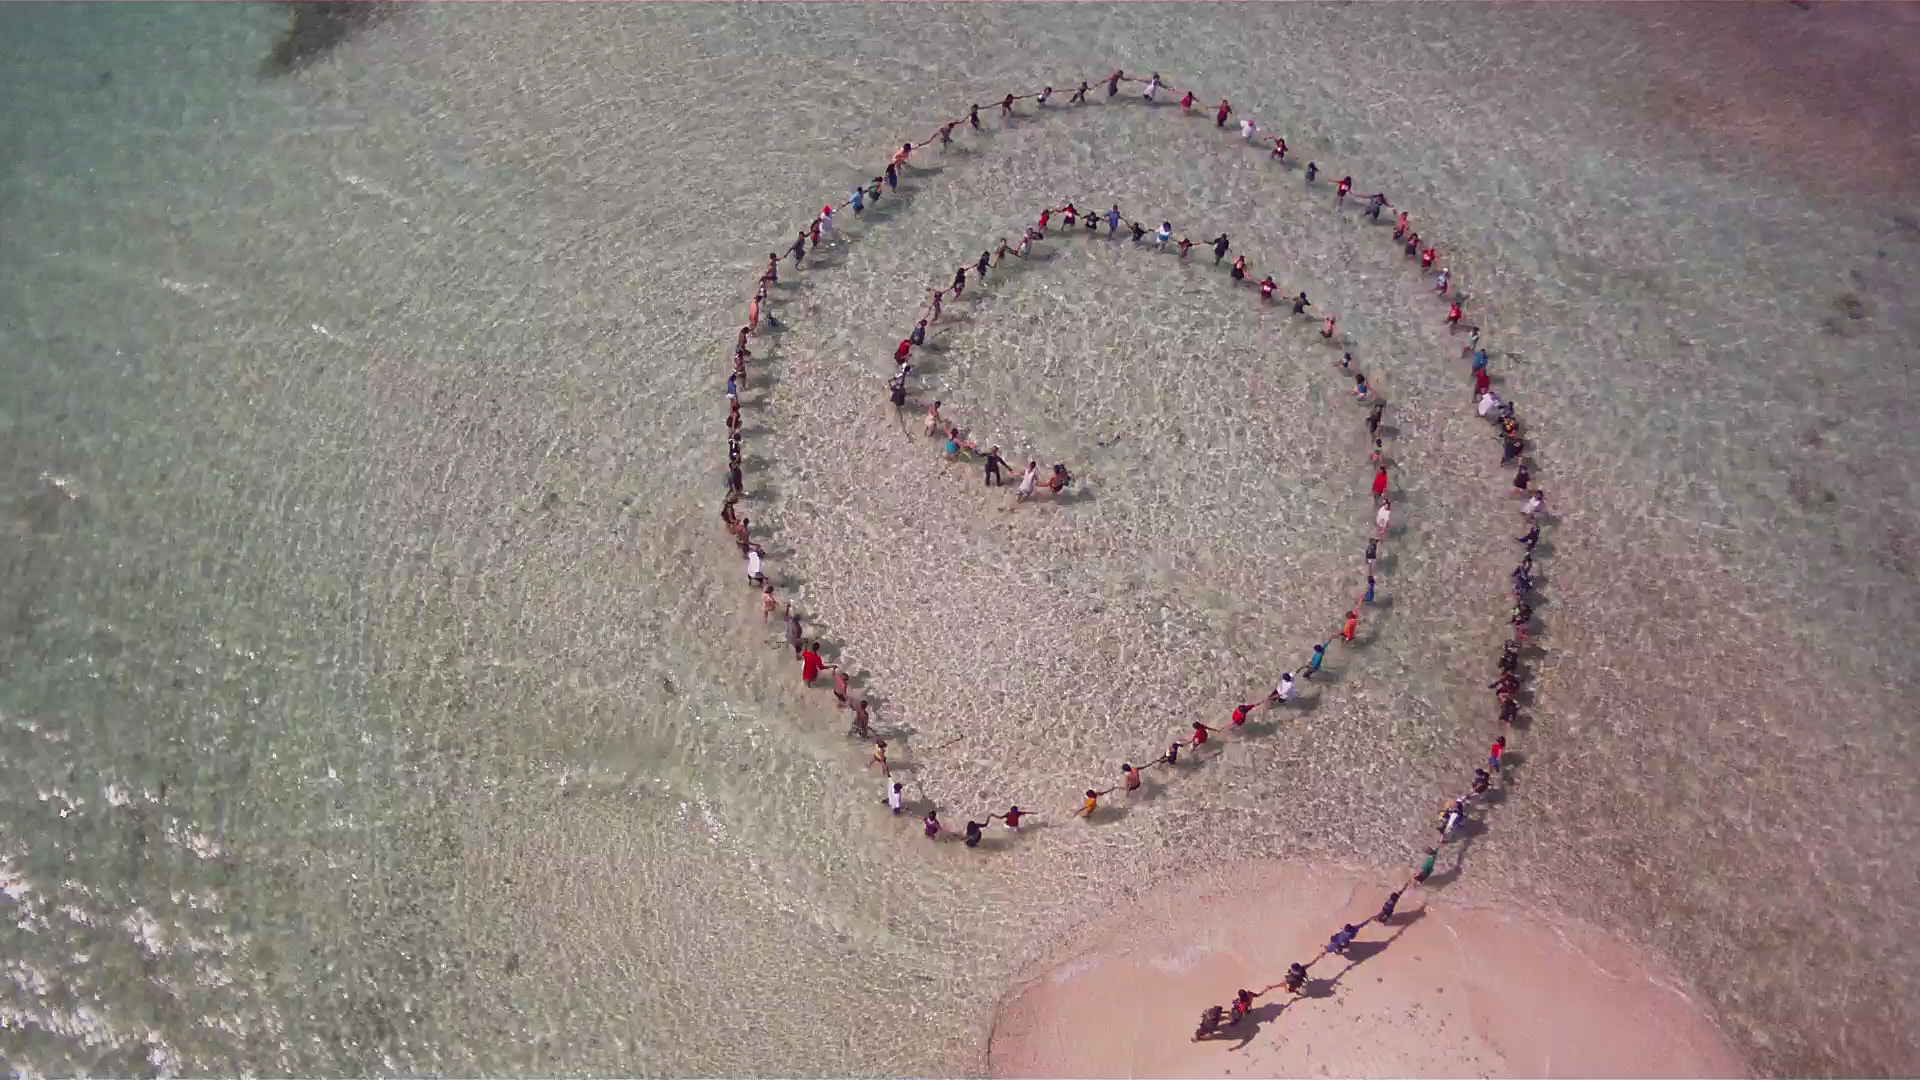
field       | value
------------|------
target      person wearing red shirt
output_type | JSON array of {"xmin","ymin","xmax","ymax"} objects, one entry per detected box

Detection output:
[
  {"xmin": 1342, "ymin": 610, "xmax": 1360, "ymax": 643},
  {"xmin": 1447, "ymin": 300, "xmax": 1464, "ymax": 329},
  {"xmin": 994, "ymin": 805, "xmax": 1029, "ymax": 829},
  {"xmin": 800, "ymin": 641, "xmax": 833, "ymax": 684},
  {"xmin": 1474, "ymin": 367, "xmax": 1492, "ymax": 397},
  {"xmin": 1215, "ymin": 99, "xmax": 1231, "ymax": 127},
  {"xmin": 1190, "ymin": 720, "xmax": 1221, "ymax": 747},
  {"xmin": 1230, "ymin": 701, "xmax": 1259, "ymax": 729},
  {"xmin": 894, "ymin": 338, "xmax": 913, "ymax": 365},
  {"xmin": 1372, "ymin": 466, "xmax": 1389, "ymax": 499}
]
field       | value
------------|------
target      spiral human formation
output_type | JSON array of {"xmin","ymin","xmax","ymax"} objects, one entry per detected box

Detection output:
[{"xmin": 718, "ymin": 69, "xmax": 1550, "ymax": 1038}]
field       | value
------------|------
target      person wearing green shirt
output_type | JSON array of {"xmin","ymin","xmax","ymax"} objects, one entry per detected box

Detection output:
[{"xmin": 1413, "ymin": 846, "xmax": 1438, "ymax": 884}]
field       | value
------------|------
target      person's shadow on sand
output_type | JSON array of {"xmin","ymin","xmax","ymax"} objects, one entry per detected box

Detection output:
[
  {"xmin": 1308, "ymin": 908, "xmax": 1427, "ymax": 999},
  {"xmin": 1221, "ymin": 1000, "xmax": 1291, "ymax": 1051}
]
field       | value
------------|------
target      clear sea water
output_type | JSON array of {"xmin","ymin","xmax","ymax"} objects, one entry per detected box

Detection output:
[{"xmin": 3, "ymin": 4, "xmax": 1916, "ymax": 1075}]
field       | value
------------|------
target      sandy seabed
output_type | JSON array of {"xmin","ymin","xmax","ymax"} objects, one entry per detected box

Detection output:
[{"xmin": 2, "ymin": 3, "xmax": 1917, "ymax": 1078}]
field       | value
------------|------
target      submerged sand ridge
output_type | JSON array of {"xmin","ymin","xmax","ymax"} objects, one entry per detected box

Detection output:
[{"xmin": 989, "ymin": 861, "xmax": 1747, "ymax": 1079}]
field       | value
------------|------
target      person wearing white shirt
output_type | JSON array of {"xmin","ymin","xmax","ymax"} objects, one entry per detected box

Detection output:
[
  {"xmin": 1270, "ymin": 671, "xmax": 1296, "ymax": 706},
  {"xmin": 1013, "ymin": 460, "xmax": 1039, "ymax": 504},
  {"xmin": 745, "ymin": 544, "xmax": 765, "ymax": 585},
  {"xmin": 1477, "ymin": 390, "xmax": 1501, "ymax": 418},
  {"xmin": 1375, "ymin": 499, "xmax": 1392, "ymax": 539},
  {"xmin": 887, "ymin": 781, "xmax": 904, "ymax": 814},
  {"xmin": 1239, "ymin": 117, "xmax": 1257, "ymax": 141}
]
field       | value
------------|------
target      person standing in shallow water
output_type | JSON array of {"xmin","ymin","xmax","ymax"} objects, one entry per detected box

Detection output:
[
  {"xmin": 888, "ymin": 372, "xmax": 908, "ymax": 428},
  {"xmin": 1075, "ymin": 787, "xmax": 1113, "ymax": 818},
  {"xmin": 1300, "ymin": 640, "xmax": 1329, "ymax": 680},
  {"xmin": 1270, "ymin": 670, "xmax": 1296, "ymax": 705},
  {"xmin": 1212, "ymin": 234, "xmax": 1230, "ymax": 263},
  {"xmin": 1013, "ymin": 460, "xmax": 1039, "ymax": 504},
  {"xmin": 983, "ymin": 445, "xmax": 1007, "ymax": 487},
  {"xmin": 799, "ymin": 641, "xmax": 833, "ymax": 685}
]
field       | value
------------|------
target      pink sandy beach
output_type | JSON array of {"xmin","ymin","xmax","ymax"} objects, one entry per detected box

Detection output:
[{"xmin": 990, "ymin": 861, "xmax": 1747, "ymax": 1079}]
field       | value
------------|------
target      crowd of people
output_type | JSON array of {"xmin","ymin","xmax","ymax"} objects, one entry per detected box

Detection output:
[{"xmin": 718, "ymin": 68, "xmax": 1554, "ymax": 1030}]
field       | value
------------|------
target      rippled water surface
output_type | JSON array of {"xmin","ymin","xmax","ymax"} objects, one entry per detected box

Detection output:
[{"xmin": 3, "ymin": 4, "xmax": 1916, "ymax": 1076}]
